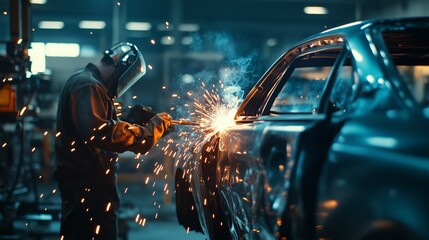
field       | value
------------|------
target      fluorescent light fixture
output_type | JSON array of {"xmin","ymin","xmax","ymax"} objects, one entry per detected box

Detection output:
[
  {"xmin": 161, "ymin": 36, "xmax": 175, "ymax": 45},
  {"xmin": 78, "ymin": 21, "xmax": 106, "ymax": 29},
  {"xmin": 125, "ymin": 22, "xmax": 152, "ymax": 31},
  {"xmin": 38, "ymin": 21, "xmax": 64, "ymax": 29},
  {"xmin": 178, "ymin": 23, "xmax": 200, "ymax": 32},
  {"xmin": 181, "ymin": 36, "xmax": 193, "ymax": 45},
  {"xmin": 30, "ymin": 0, "xmax": 47, "ymax": 4},
  {"xmin": 304, "ymin": 6, "xmax": 328, "ymax": 15},
  {"xmin": 28, "ymin": 42, "xmax": 46, "ymax": 73},
  {"xmin": 266, "ymin": 38, "xmax": 278, "ymax": 47},
  {"xmin": 45, "ymin": 43, "xmax": 80, "ymax": 57}
]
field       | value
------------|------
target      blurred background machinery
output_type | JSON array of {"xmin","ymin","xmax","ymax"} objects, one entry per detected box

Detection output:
[{"xmin": 0, "ymin": 0, "xmax": 61, "ymax": 239}]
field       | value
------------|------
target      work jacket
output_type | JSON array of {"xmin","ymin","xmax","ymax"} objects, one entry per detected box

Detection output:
[{"xmin": 54, "ymin": 63, "xmax": 167, "ymax": 182}]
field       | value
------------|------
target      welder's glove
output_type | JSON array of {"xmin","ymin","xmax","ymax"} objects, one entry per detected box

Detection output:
[
  {"xmin": 123, "ymin": 104, "xmax": 156, "ymax": 125},
  {"xmin": 152, "ymin": 112, "xmax": 174, "ymax": 138},
  {"xmin": 162, "ymin": 124, "xmax": 175, "ymax": 137}
]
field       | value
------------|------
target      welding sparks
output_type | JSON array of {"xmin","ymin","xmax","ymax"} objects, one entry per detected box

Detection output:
[
  {"xmin": 200, "ymin": 103, "xmax": 236, "ymax": 133},
  {"xmin": 176, "ymin": 81, "xmax": 238, "ymax": 139}
]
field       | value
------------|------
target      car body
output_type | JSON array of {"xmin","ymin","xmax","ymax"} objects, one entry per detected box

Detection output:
[{"xmin": 174, "ymin": 17, "xmax": 429, "ymax": 240}]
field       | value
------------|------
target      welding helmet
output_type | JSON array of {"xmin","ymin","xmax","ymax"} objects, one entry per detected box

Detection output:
[{"xmin": 102, "ymin": 42, "xmax": 146, "ymax": 98}]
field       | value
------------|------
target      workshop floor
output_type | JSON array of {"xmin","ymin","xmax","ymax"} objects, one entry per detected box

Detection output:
[
  {"xmin": 117, "ymin": 182, "xmax": 206, "ymax": 240},
  {"xmin": 5, "ymin": 148, "xmax": 206, "ymax": 240},
  {"xmin": 8, "ymin": 181, "xmax": 205, "ymax": 240}
]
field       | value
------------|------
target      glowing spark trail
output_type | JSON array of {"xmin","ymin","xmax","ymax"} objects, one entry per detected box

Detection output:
[{"xmin": 172, "ymin": 80, "xmax": 239, "ymax": 140}]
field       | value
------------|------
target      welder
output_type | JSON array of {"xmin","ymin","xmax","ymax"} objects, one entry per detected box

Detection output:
[{"xmin": 54, "ymin": 42, "xmax": 172, "ymax": 240}]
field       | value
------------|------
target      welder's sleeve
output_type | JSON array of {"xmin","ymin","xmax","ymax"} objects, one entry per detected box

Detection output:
[{"xmin": 70, "ymin": 84, "xmax": 172, "ymax": 154}]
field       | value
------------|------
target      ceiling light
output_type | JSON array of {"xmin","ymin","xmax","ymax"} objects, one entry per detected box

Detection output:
[
  {"xmin": 78, "ymin": 21, "xmax": 106, "ymax": 29},
  {"xmin": 38, "ymin": 21, "xmax": 64, "ymax": 29},
  {"xmin": 125, "ymin": 22, "xmax": 152, "ymax": 31},
  {"xmin": 178, "ymin": 23, "xmax": 200, "ymax": 32},
  {"xmin": 266, "ymin": 38, "xmax": 278, "ymax": 47},
  {"xmin": 304, "ymin": 6, "xmax": 328, "ymax": 15},
  {"xmin": 45, "ymin": 43, "xmax": 79, "ymax": 57},
  {"xmin": 161, "ymin": 36, "xmax": 175, "ymax": 45},
  {"xmin": 30, "ymin": 0, "xmax": 47, "ymax": 4},
  {"xmin": 181, "ymin": 36, "xmax": 193, "ymax": 45}
]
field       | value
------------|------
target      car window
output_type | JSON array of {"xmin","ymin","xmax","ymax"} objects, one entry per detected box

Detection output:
[
  {"xmin": 382, "ymin": 28, "xmax": 429, "ymax": 107},
  {"xmin": 396, "ymin": 65, "xmax": 429, "ymax": 107},
  {"xmin": 329, "ymin": 55, "xmax": 359, "ymax": 115},
  {"xmin": 269, "ymin": 48, "xmax": 343, "ymax": 114},
  {"xmin": 270, "ymin": 67, "xmax": 329, "ymax": 113}
]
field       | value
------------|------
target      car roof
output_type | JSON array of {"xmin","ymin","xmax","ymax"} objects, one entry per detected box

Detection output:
[{"xmin": 295, "ymin": 16, "xmax": 429, "ymax": 45}]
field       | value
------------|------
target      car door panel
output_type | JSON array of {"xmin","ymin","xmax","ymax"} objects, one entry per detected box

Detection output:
[
  {"xmin": 316, "ymin": 112, "xmax": 429, "ymax": 240},
  {"xmin": 217, "ymin": 116, "xmax": 323, "ymax": 238}
]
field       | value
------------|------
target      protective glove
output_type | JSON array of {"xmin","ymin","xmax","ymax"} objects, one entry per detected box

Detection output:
[
  {"xmin": 162, "ymin": 124, "xmax": 175, "ymax": 137},
  {"xmin": 123, "ymin": 104, "xmax": 156, "ymax": 125},
  {"xmin": 155, "ymin": 112, "xmax": 175, "ymax": 137}
]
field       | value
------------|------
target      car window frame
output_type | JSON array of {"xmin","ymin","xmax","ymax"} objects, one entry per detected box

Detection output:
[
  {"xmin": 317, "ymin": 45, "xmax": 354, "ymax": 116},
  {"xmin": 261, "ymin": 44, "xmax": 348, "ymax": 117},
  {"xmin": 235, "ymin": 35, "xmax": 347, "ymax": 121}
]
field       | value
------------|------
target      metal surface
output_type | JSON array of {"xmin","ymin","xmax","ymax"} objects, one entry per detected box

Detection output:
[{"xmin": 174, "ymin": 17, "xmax": 429, "ymax": 240}]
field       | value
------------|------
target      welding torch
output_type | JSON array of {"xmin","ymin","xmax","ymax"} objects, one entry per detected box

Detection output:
[{"xmin": 172, "ymin": 119, "xmax": 200, "ymax": 126}]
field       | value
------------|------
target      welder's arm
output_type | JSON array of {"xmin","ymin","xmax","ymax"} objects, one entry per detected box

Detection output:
[{"xmin": 70, "ymin": 84, "xmax": 172, "ymax": 154}]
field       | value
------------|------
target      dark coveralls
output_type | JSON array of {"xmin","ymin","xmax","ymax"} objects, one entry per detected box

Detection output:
[{"xmin": 54, "ymin": 63, "xmax": 169, "ymax": 240}]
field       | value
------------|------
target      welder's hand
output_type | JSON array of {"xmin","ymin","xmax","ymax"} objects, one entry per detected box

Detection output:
[
  {"xmin": 162, "ymin": 124, "xmax": 175, "ymax": 137},
  {"xmin": 123, "ymin": 104, "xmax": 156, "ymax": 125},
  {"xmin": 156, "ymin": 112, "xmax": 174, "ymax": 137}
]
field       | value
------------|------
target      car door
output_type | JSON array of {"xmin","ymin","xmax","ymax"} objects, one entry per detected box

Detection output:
[
  {"xmin": 281, "ymin": 48, "xmax": 360, "ymax": 240},
  {"xmin": 315, "ymin": 26, "xmax": 429, "ymax": 240},
  {"xmin": 215, "ymin": 38, "xmax": 350, "ymax": 239}
]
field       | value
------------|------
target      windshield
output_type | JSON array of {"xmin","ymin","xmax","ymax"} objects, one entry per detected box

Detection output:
[{"xmin": 382, "ymin": 28, "xmax": 429, "ymax": 107}]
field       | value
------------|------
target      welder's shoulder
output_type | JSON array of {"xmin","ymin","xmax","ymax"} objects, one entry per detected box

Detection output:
[{"xmin": 65, "ymin": 69, "xmax": 105, "ymax": 92}]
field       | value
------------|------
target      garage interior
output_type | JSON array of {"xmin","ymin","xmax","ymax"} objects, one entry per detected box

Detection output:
[{"xmin": 1, "ymin": 0, "xmax": 428, "ymax": 239}]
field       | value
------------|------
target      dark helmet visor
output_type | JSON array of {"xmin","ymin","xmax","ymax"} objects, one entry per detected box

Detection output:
[
  {"xmin": 104, "ymin": 42, "xmax": 146, "ymax": 97},
  {"xmin": 116, "ymin": 47, "xmax": 146, "ymax": 97}
]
